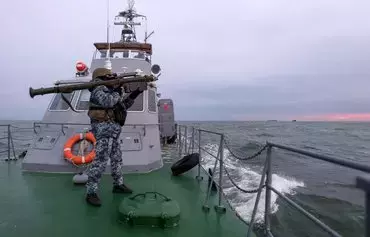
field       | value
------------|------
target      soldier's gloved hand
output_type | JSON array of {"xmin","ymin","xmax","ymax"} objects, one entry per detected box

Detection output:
[
  {"xmin": 137, "ymin": 82, "xmax": 148, "ymax": 91},
  {"xmin": 148, "ymin": 82, "xmax": 156, "ymax": 88},
  {"xmin": 128, "ymin": 87, "xmax": 144, "ymax": 100},
  {"xmin": 113, "ymin": 87, "xmax": 123, "ymax": 96}
]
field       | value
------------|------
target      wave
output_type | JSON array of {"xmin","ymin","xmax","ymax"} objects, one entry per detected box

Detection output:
[
  {"xmin": 199, "ymin": 142, "xmax": 305, "ymax": 224},
  {"xmin": 302, "ymin": 145, "xmax": 320, "ymax": 151},
  {"xmin": 270, "ymin": 193, "xmax": 365, "ymax": 237},
  {"xmin": 255, "ymin": 133, "xmax": 275, "ymax": 138},
  {"xmin": 322, "ymin": 181, "xmax": 358, "ymax": 190},
  {"xmin": 237, "ymin": 141, "xmax": 262, "ymax": 152}
]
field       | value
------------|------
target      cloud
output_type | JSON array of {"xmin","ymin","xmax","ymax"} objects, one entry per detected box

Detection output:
[
  {"xmin": 168, "ymin": 74, "xmax": 370, "ymax": 120},
  {"xmin": 1, "ymin": 0, "xmax": 370, "ymax": 120}
]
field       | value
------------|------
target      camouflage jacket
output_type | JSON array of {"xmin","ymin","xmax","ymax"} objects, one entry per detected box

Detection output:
[{"xmin": 89, "ymin": 83, "xmax": 135, "ymax": 110}]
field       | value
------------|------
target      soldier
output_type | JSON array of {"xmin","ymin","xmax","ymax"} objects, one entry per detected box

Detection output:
[{"xmin": 85, "ymin": 67, "xmax": 144, "ymax": 206}]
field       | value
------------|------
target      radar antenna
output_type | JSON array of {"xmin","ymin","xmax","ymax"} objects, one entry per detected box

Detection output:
[{"xmin": 114, "ymin": 0, "xmax": 148, "ymax": 43}]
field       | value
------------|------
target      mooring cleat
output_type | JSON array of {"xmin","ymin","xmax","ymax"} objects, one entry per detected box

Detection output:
[
  {"xmin": 86, "ymin": 193, "xmax": 102, "ymax": 207},
  {"xmin": 112, "ymin": 184, "xmax": 133, "ymax": 194}
]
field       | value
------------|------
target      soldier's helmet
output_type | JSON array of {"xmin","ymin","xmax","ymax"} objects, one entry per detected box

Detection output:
[{"xmin": 92, "ymin": 68, "xmax": 112, "ymax": 79}]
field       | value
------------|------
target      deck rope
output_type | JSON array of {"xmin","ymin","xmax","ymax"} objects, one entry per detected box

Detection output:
[{"xmin": 223, "ymin": 136, "xmax": 268, "ymax": 161}]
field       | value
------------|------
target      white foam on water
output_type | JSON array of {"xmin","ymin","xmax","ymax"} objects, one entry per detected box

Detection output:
[{"xmin": 200, "ymin": 143, "xmax": 305, "ymax": 224}]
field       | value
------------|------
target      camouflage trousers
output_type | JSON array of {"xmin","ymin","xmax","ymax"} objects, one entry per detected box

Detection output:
[{"xmin": 86, "ymin": 121, "xmax": 123, "ymax": 194}]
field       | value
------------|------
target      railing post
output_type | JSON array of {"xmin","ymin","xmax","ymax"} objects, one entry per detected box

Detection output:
[
  {"xmin": 203, "ymin": 144, "xmax": 221, "ymax": 212},
  {"xmin": 7, "ymin": 125, "xmax": 10, "ymax": 161},
  {"xmin": 191, "ymin": 127, "xmax": 195, "ymax": 153},
  {"xmin": 9, "ymin": 130, "xmax": 16, "ymax": 160},
  {"xmin": 215, "ymin": 134, "xmax": 226, "ymax": 214},
  {"xmin": 196, "ymin": 129, "xmax": 203, "ymax": 181},
  {"xmin": 265, "ymin": 145, "xmax": 273, "ymax": 235},
  {"xmin": 366, "ymin": 193, "xmax": 370, "ymax": 237},
  {"xmin": 356, "ymin": 175, "xmax": 370, "ymax": 237},
  {"xmin": 247, "ymin": 158, "xmax": 269, "ymax": 237},
  {"xmin": 178, "ymin": 126, "xmax": 182, "ymax": 159},
  {"xmin": 184, "ymin": 126, "xmax": 188, "ymax": 155}
]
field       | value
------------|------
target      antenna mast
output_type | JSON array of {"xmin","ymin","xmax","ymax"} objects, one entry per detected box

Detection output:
[{"xmin": 104, "ymin": 0, "xmax": 112, "ymax": 70}]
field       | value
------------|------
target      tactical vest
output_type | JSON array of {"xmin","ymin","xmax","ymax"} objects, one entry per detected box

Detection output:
[
  {"xmin": 88, "ymin": 98, "xmax": 128, "ymax": 126},
  {"xmin": 87, "ymin": 79, "xmax": 128, "ymax": 126},
  {"xmin": 87, "ymin": 101, "xmax": 115, "ymax": 122},
  {"xmin": 87, "ymin": 78, "xmax": 114, "ymax": 122}
]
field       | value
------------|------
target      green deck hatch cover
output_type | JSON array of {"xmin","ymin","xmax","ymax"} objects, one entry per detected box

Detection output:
[{"xmin": 117, "ymin": 191, "xmax": 180, "ymax": 228}]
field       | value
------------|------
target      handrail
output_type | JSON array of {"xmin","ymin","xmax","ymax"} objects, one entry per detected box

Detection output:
[
  {"xmin": 32, "ymin": 121, "xmax": 158, "ymax": 136},
  {"xmin": 0, "ymin": 122, "xmax": 160, "ymax": 161},
  {"xmin": 176, "ymin": 124, "xmax": 369, "ymax": 237},
  {"xmin": 33, "ymin": 121, "xmax": 159, "ymax": 126},
  {"xmin": 268, "ymin": 142, "xmax": 370, "ymax": 173}
]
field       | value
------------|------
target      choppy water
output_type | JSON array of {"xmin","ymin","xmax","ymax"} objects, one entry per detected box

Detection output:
[
  {"xmin": 0, "ymin": 120, "xmax": 368, "ymax": 237},
  {"xmin": 176, "ymin": 121, "xmax": 368, "ymax": 237}
]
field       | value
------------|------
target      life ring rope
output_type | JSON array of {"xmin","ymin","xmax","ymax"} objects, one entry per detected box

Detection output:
[{"xmin": 63, "ymin": 132, "xmax": 96, "ymax": 165}]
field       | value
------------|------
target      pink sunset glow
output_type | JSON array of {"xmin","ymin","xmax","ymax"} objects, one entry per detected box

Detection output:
[{"xmin": 297, "ymin": 113, "xmax": 370, "ymax": 121}]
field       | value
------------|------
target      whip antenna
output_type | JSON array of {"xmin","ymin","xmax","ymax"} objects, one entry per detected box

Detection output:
[{"xmin": 104, "ymin": 0, "xmax": 112, "ymax": 70}]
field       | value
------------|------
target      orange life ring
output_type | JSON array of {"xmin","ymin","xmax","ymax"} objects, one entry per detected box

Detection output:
[{"xmin": 63, "ymin": 132, "xmax": 96, "ymax": 165}]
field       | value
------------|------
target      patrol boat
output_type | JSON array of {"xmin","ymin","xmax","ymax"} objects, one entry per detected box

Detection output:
[
  {"xmin": 3, "ymin": 1, "xmax": 370, "ymax": 237},
  {"xmin": 0, "ymin": 1, "xmax": 258, "ymax": 237}
]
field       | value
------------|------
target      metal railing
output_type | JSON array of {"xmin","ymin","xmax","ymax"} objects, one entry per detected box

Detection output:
[
  {"xmin": 2, "ymin": 122, "xmax": 369, "ymax": 236},
  {"xmin": 0, "ymin": 122, "xmax": 160, "ymax": 161},
  {"xmin": 0, "ymin": 124, "xmax": 30, "ymax": 161},
  {"xmin": 32, "ymin": 122, "xmax": 158, "ymax": 136},
  {"xmin": 177, "ymin": 124, "xmax": 370, "ymax": 237}
]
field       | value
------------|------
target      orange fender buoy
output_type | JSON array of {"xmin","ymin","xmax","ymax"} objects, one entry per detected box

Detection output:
[{"xmin": 64, "ymin": 132, "xmax": 96, "ymax": 165}]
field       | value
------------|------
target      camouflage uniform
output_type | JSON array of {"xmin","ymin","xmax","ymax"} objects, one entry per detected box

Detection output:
[{"xmin": 85, "ymin": 68, "xmax": 143, "ymax": 206}]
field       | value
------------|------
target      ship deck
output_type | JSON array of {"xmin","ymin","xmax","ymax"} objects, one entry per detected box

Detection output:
[{"xmin": 0, "ymin": 159, "xmax": 256, "ymax": 237}]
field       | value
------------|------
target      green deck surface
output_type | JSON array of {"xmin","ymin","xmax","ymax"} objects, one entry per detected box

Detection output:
[{"xmin": 0, "ymin": 160, "xmax": 256, "ymax": 237}]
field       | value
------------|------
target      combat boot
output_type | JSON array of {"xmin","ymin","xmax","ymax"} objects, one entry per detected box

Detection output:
[
  {"xmin": 112, "ymin": 183, "xmax": 133, "ymax": 193},
  {"xmin": 86, "ymin": 193, "xmax": 102, "ymax": 206}
]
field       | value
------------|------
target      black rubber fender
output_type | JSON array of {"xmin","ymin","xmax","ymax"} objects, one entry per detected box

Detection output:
[{"xmin": 171, "ymin": 153, "xmax": 200, "ymax": 176}]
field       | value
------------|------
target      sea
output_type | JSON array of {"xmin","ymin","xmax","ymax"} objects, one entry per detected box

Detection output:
[{"xmin": 0, "ymin": 120, "xmax": 368, "ymax": 237}]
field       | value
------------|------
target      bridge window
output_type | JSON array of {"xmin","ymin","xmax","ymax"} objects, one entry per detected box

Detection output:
[
  {"xmin": 49, "ymin": 92, "xmax": 75, "ymax": 111},
  {"xmin": 127, "ymin": 93, "xmax": 144, "ymax": 111},
  {"xmin": 73, "ymin": 89, "xmax": 144, "ymax": 111},
  {"xmin": 76, "ymin": 89, "xmax": 90, "ymax": 111},
  {"xmin": 148, "ymin": 89, "xmax": 157, "ymax": 112},
  {"xmin": 96, "ymin": 50, "xmax": 151, "ymax": 62}
]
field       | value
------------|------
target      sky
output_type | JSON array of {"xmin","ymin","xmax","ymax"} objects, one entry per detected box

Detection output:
[{"xmin": 1, "ymin": 0, "xmax": 370, "ymax": 121}]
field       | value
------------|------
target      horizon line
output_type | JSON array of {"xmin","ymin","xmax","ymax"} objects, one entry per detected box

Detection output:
[{"xmin": 1, "ymin": 119, "xmax": 370, "ymax": 123}]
